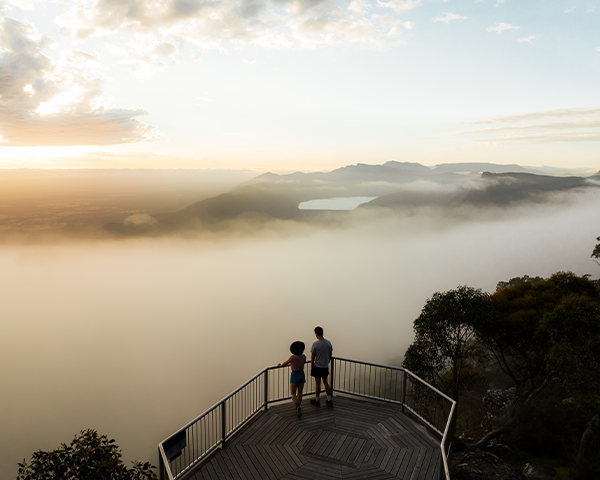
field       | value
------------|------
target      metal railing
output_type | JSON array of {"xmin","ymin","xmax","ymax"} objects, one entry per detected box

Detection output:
[
  {"xmin": 333, "ymin": 358, "xmax": 456, "ymax": 480},
  {"xmin": 158, "ymin": 357, "xmax": 457, "ymax": 480}
]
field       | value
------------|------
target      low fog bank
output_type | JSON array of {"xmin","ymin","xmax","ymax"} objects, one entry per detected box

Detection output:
[
  {"xmin": 1, "ymin": 190, "xmax": 600, "ymax": 478},
  {"xmin": 3, "ymin": 164, "xmax": 598, "ymax": 242},
  {"xmin": 0, "ymin": 168, "xmax": 256, "ymax": 242}
]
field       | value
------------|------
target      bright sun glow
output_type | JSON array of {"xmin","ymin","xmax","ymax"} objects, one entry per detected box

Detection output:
[
  {"xmin": 35, "ymin": 86, "xmax": 88, "ymax": 116},
  {"xmin": 0, "ymin": 1, "xmax": 598, "ymax": 169}
]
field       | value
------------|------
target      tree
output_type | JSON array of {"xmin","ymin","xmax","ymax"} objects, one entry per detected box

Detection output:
[
  {"xmin": 538, "ymin": 295, "xmax": 600, "ymax": 468},
  {"xmin": 495, "ymin": 275, "xmax": 544, "ymax": 291},
  {"xmin": 403, "ymin": 285, "xmax": 495, "ymax": 400},
  {"xmin": 592, "ymin": 236, "xmax": 600, "ymax": 266},
  {"xmin": 478, "ymin": 272, "xmax": 598, "ymax": 401},
  {"xmin": 470, "ymin": 273, "xmax": 600, "ymax": 452},
  {"xmin": 17, "ymin": 429, "xmax": 157, "ymax": 480}
]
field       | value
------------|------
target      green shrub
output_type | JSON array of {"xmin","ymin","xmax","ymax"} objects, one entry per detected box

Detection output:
[{"xmin": 17, "ymin": 429, "xmax": 157, "ymax": 480}]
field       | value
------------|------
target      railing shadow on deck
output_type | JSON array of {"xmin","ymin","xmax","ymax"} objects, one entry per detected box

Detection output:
[{"xmin": 158, "ymin": 357, "xmax": 457, "ymax": 480}]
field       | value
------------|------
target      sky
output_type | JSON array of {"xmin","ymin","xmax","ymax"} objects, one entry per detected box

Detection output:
[{"xmin": 0, "ymin": 0, "xmax": 599, "ymax": 171}]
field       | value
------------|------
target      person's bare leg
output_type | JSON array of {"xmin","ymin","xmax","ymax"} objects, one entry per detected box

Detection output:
[
  {"xmin": 291, "ymin": 384, "xmax": 298, "ymax": 405},
  {"xmin": 297, "ymin": 384, "xmax": 304, "ymax": 405},
  {"xmin": 311, "ymin": 377, "xmax": 323, "ymax": 405},
  {"xmin": 322, "ymin": 377, "xmax": 333, "ymax": 407},
  {"xmin": 314, "ymin": 377, "xmax": 322, "ymax": 398},
  {"xmin": 322, "ymin": 377, "xmax": 332, "ymax": 397}
]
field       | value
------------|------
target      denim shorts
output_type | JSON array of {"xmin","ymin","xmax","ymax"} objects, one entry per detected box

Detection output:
[{"xmin": 290, "ymin": 370, "xmax": 305, "ymax": 385}]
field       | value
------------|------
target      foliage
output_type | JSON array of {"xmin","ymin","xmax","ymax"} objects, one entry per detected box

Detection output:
[
  {"xmin": 538, "ymin": 295, "xmax": 600, "ymax": 397},
  {"xmin": 496, "ymin": 275, "xmax": 544, "ymax": 291},
  {"xmin": 591, "ymin": 236, "xmax": 600, "ymax": 266},
  {"xmin": 440, "ymin": 361, "xmax": 489, "ymax": 432},
  {"xmin": 504, "ymin": 388, "xmax": 586, "ymax": 458},
  {"xmin": 17, "ymin": 429, "xmax": 157, "ymax": 480},
  {"xmin": 403, "ymin": 285, "xmax": 496, "ymax": 400},
  {"xmin": 477, "ymin": 272, "xmax": 599, "ymax": 399},
  {"xmin": 403, "ymin": 267, "xmax": 600, "ymax": 476},
  {"xmin": 538, "ymin": 295, "xmax": 600, "ymax": 471}
]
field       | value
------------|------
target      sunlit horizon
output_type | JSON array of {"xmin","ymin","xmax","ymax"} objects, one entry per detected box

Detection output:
[{"xmin": 1, "ymin": 1, "xmax": 599, "ymax": 170}]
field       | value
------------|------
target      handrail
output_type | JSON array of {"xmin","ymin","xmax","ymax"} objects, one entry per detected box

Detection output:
[
  {"xmin": 404, "ymin": 367, "xmax": 455, "ymax": 403},
  {"xmin": 158, "ymin": 357, "xmax": 456, "ymax": 480},
  {"xmin": 440, "ymin": 402, "xmax": 457, "ymax": 479}
]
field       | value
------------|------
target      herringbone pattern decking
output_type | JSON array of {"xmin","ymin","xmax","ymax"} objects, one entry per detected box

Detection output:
[{"xmin": 185, "ymin": 396, "xmax": 441, "ymax": 480}]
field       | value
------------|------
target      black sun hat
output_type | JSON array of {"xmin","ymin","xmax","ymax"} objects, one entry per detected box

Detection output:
[{"xmin": 290, "ymin": 341, "xmax": 305, "ymax": 356}]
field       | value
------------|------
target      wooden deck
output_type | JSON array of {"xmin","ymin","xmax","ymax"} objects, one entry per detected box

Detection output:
[{"xmin": 185, "ymin": 395, "xmax": 441, "ymax": 480}]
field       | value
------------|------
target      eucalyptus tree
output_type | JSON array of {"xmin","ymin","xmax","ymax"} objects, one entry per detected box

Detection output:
[
  {"xmin": 403, "ymin": 285, "xmax": 495, "ymax": 401},
  {"xmin": 538, "ymin": 295, "xmax": 600, "ymax": 468},
  {"xmin": 481, "ymin": 272, "xmax": 599, "ymax": 401}
]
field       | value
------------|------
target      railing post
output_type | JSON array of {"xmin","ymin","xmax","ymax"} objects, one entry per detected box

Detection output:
[
  {"xmin": 330, "ymin": 358, "xmax": 335, "ymax": 394},
  {"xmin": 263, "ymin": 369, "xmax": 269, "ymax": 411},
  {"xmin": 158, "ymin": 447, "xmax": 165, "ymax": 480},
  {"xmin": 221, "ymin": 401, "xmax": 226, "ymax": 448},
  {"xmin": 401, "ymin": 370, "xmax": 407, "ymax": 411},
  {"xmin": 448, "ymin": 403, "xmax": 457, "ymax": 452}
]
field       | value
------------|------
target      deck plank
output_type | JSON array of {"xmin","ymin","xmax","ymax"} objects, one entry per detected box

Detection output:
[{"xmin": 180, "ymin": 396, "xmax": 442, "ymax": 480}]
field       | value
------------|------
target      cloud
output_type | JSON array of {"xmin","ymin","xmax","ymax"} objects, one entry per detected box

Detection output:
[
  {"xmin": 466, "ymin": 107, "xmax": 600, "ymax": 125},
  {"xmin": 0, "ymin": 0, "xmax": 34, "ymax": 12},
  {"xmin": 377, "ymin": 0, "xmax": 422, "ymax": 15},
  {"xmin": 486, "ymin": 22, "xmax": 519, "ymax": 33},
  {"xmin": 127, "ymin": 36, "xmax": 180, "ymax": 60},
  {"xmin": 348, "ymin": 0, "xmax": 372, "ymax": 14},
  {"xmin": 154, "ymin": 41, "xmax": 177, "ymax": 57},
  {"xmin": 0, "ymin": 16, "xmax": 164, "ymax": 146},
  {"xmin": 123, "ymin": 213, "xmax": 159, "ymax": 226},
  {"xmin": 517, "ymin": 35, "xmax": 534, "ymax": 43},
  {"xmin": 127, "ymin": 55, "xmax": 167, "ymax": 80},
  {"xmin": 61, "ymin": 49, "xmax": 104, "ymax": 69},
  {"xmin": 106, "ymin": 44, "xmax": 129, "ymax": 58},
  {"xmin": 55, "ymin": 0, "xmax": 421, "ymax": 51},
  {"xmin": 432, "ymin": 12, "xmax": 467, "ymax": 23},
  {"xmin": 451, "ymin": 107, "xmax": 600, "ymax": 146},
  {"xmin": 454, "ymin": 121, "xmax": 600, "ymax": 135},
  {"xmin": 478, "ymin": 132, "xmax": 600, "ymax": 145}
]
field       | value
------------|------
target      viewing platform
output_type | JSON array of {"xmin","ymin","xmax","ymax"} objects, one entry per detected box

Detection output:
[{"xmin": 159, "ymin": 358, "xmax": 456, "ymax": 480}]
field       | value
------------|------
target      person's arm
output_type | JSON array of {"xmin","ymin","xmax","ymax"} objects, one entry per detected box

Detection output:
[
  {"xmin": 311, "ymin": 352, "xmax": 316, "ymax": 366},
  {"xmin": 278, "ymin": 356, "xmax": 292, "ymax": 367}
]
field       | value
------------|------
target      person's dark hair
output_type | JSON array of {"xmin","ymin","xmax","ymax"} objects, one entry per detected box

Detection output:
[
  {"xmin": 290, "ymin": 341, "xmax": 305, "ymax": 356},
  {"xmin": 314, "ymin": 326, "xmax": 323, "ymax": 337}
]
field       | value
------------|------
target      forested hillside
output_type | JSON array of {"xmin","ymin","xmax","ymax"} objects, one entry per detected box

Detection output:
[{"xmin": 402, "ymin": 241, "xmax": 600, "ymax": 479}]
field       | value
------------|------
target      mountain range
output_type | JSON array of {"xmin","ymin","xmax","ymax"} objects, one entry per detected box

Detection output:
[{"xmin": 105, "ymin": 162, "xmax": 600, "ymax": 235}]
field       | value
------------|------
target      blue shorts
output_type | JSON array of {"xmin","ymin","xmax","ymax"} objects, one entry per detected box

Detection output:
[{"xmin": 290, "ymin": 370, "xmax": 305, "ymax": 385}]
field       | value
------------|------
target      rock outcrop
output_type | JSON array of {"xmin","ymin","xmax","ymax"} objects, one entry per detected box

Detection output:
[
  {"xmin": 450, "ymin": 451, "xmax": 525, "ymax": 480},
  {"xmin": 483, "ymin": 388, "xmax": 516, "ymax": 417},
  {"xmin": 523, "ymin": 463, "xmax": 557, "ymax": 478}
]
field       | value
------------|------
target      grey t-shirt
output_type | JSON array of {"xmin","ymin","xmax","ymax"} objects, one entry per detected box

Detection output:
[{"xmin": 311, "ymin": 338, "xmax": 333, "ymax": 369}]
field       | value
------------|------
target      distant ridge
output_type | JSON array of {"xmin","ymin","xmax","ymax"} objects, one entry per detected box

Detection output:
[
  {"xmin": 361, "ymin": 171, "xmax": 591, "ymax": 210},
  {"xmin": 431, "ymin": 163, "xmax": 528, "ymax": 174},
  {"xmin": 105, "ymin": 162, "xmax": 600, "ymax": 234}
]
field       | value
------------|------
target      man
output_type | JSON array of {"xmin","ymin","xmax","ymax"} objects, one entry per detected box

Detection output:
[{"xmin": 310, "ymin": 326, "xmax": 333, "ymax": 407}]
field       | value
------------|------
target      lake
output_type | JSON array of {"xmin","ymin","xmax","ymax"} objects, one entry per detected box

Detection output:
[{"xmin": 298, "ymin": 197, "xmax": 378, "ymax": 210}]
